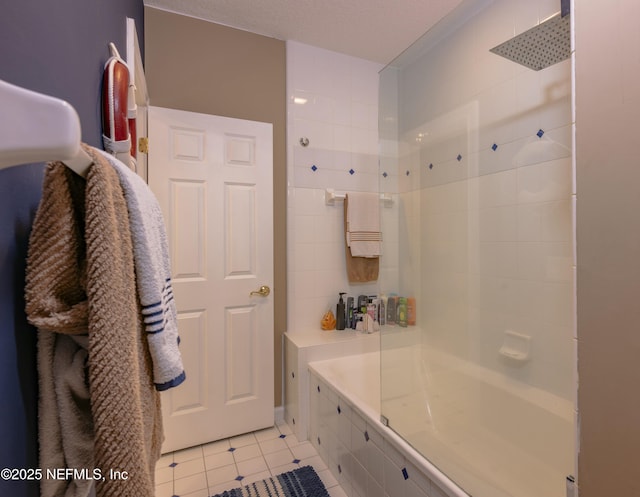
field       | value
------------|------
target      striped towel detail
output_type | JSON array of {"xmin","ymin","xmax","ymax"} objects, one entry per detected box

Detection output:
[
  {"xmin": 348, "ymin": 231, "xmax": 383, "ymax": 242},
  {"xmin": 141, "ymin": 279, "xmax": 175, "ymax": 333},
  {"xmin": 98, "ymin": 149, "xmax": 185, "ymax": 391}
]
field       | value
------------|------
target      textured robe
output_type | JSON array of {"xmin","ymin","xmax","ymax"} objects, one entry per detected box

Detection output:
[{"xmin": 25, "ymin": 146, "xmax": 163, "ymax": 497}]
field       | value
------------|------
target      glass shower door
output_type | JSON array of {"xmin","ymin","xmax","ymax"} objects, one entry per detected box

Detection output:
[{"xmin": 378, "ymin": 1, "xmax": 575, "ymax": 496}]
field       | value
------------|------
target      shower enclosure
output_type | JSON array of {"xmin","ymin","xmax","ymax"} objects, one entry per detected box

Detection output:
[{"xmin": 378, "ymin": 1, "xmax": 575, "ymax": 496}]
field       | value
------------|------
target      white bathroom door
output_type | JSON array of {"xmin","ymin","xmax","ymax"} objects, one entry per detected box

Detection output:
[{"xmin": 148, "ymin": 106, "xmax": 274, "ymax": 453}]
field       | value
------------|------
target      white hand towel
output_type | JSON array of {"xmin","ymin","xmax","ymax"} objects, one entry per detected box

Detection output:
[
  {"xmin": 346, "ymin": 192, "xmax": 382, "ymax": 257},
  {"xmin": 97, "ymin": 149, "xmax": 186, "ymax": 391}
]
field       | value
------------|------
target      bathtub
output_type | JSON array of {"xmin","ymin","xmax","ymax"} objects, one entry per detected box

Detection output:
[{"xmin": 307, "ymin": 348, "xmax": 575, "ymax": 497}]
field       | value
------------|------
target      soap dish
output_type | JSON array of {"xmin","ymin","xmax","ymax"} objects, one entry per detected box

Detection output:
[{"xmin": 499, "ymin": 330, "xmax": 531, "ymax": 363}]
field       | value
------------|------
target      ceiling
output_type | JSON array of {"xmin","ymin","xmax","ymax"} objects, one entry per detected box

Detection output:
[{"xmin": 143, "ymin": 0, "xmax": 464, "ymax": 65}]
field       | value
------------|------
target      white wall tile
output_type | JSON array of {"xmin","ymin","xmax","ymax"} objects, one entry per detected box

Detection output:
[
  {"xmin": 351, "ymin": 127, "xmax": 379, "ymax": 155},
  {"xmin": 540, "ymin": 200, "xmax": 572, "ymax": 242},
  {"xmin": 478, "ymin": 206, "xmax": 518, "ymax": 242},
  {"xmin": 294, "ymin": 118, "xmax": 334, "ymax": 151},
  {"xmin": 351, "ymin": 459, "xmax": 367, "ymax": 497},
  {"xmin": 475, "ymin": 169, "xmax": 518, "ymax": 208},
  {"xmin": 476, "ymin": 78, "xmax": 517, "ymax": 150},
  {"xmin": 517, "ymin": 157, "xmax": 572, "ymax": 204},
  {"xmin": 333, "ymin": 125, "xmax": 353, "ymax": 152},
  {"xmin": 287, "ymin": 41, "xmax": 385, "ymax": 333},
  {"xmin": 383, "ymin": 456, "xmax": 407, "ymax": 497},
  {"xmin": 367, "ymin": 477, "xmax": 385, "ymax": 497},
  {"xmin": 351, "ymin": 101, "xmax": 378, "ymax": 130}
]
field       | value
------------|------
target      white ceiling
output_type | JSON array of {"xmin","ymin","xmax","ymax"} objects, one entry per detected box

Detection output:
[{"xmin": 143, "ymin": 0, "xmax": 464, "ymax": 65}]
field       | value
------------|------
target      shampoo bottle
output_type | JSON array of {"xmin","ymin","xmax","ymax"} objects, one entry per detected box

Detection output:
[
  {"xmin": 357, "ymin": 295, "xmax": 368, "ymax": 315},
  {"xmin": 379, "ymin": 295, "xmax": 386, "ymax": 326},
  {"xmin": 346, "ymin": 296, "xmax": 355, "ymax": 329},
  {"xmin": 367, "ymin": 302, "xmax": 377, "ymax": 325},
  {"xmin": 407, "ymin": 297, "xmax": 416, "ymax": 326},
  {"xmin": 397, "ymin": 297, "xmax": 408, "ymax": 327},
  {"xmin": 336, "ymin": 293, "xmax": 346, "ymax": 330},
  {"xmin": 387, "ymin": 295, "xmax": 397, "ymax": 325}
]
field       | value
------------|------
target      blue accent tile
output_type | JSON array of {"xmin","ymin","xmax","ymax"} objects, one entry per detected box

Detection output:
[
  {"xmin": 492, "ymin": 143, "xmax": 498, "ymax": 151},
  {"xmin": 349, "ymin": 168, "xmax": 355, "ymax": 175},
  {"xmin": 293, "ymin": 458, "xmax": 301, "ymax": 464},
  {"xmin": 169, "ymin": 462, "xmax": 178, "ymax": 468},
  {"xmin": 235, "ymin": 475, "xmax": 244, "ymax": 481},
  {"xmin": 457, "ymin": 154, "xmax": 462, "ymax": 162},
  {"xmin": 383, "ymin": 172, "xmax": 388, "ymax": 178},
  {"xmin": 402, "ymin": 467, "xmax": 409, "ymax": 480},
  {"xmin": 364, "ymin": 430, "xmax": 369, "ymax": 442},
  {"xmin": 537, "ymin": 129, "xmax": 545, "ymax": 138},
  {"xmin": 429, "ymin": 163, "xmax": 433, "ymax": 170},
  {"xmin": 311, "ymin": 164, "xmax": 317, "ymax": 171},
  {"xmin": 279, "ymin": 434, "xmax": 286, "ymax": 439},
  {"xmin": 228, "ymin": 447, "xmax": 236, "ymax": 452}
]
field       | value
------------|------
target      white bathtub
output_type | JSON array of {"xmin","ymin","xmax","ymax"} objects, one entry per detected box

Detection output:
[
  {"xmin": 308, "ymin": 351, "xmax": 467, "ymax": 497},
  {"xmin": 307, "ymin": 348, "xmax": 575, "ymax": 497}
]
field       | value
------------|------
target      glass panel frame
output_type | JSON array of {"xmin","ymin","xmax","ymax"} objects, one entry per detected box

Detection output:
[{"xmin": 378, "ymin": 1, "xmax": 575, "ymax": 496}]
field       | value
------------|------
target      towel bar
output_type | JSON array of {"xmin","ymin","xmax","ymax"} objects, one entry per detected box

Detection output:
[{"xmin": 325, "ymin": 188, "xmax": 393, "ymax": 207}]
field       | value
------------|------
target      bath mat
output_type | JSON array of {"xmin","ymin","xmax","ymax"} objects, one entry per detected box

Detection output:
[{"xmin": 211, "ymin": 465, "xmax": 329, "ymax": 497}]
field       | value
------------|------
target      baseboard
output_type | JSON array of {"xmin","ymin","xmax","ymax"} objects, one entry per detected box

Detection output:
[{"xmin": 274, "ymin": 405, "xmax": 285, "ymax": 425}]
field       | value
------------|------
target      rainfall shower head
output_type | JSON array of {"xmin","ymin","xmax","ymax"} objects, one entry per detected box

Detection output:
[{"xmin": 490, "ymin": 3, "xmax": 570, "ymax": 71}]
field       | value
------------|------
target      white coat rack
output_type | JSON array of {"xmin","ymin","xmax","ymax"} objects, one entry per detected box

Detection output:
[{"xmin": 0, "ymin": 79, "xmax": 92, "ymax": 176}]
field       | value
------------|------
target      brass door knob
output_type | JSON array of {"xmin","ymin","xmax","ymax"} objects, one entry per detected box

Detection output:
[{"xmin": 250, "ymin": 285, "xmax": 271, "ymax": 297}]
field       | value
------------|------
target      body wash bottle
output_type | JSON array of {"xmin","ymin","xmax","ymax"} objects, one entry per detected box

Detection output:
[
  {"xmin": 387, "ymin": 295, "xmax": 397, "ymax": 325},
  {"xmin": 346, "ymin": 296, "xmax": 355, "ymax": 329},
  {"xmin": 379, "ymin": 295, "xmax": 386, "ymax": 326},
  {"xmin": 407, "ymin": 297, "xmax": 416, "ymax": 326},
  {"xmin": 397, "ymin": 297, "xmax": 408, "ymax": 327},
  {"xmin": 336, "ymin": 293, "xmax": 346, "ymax": 330}
]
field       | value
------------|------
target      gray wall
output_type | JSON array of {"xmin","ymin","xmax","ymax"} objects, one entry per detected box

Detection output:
[
  {"xmin": 575, "ymin": 0, "xmax": 640, "ymax": 495},
  {"xmin": 0, "ymin": 2, "xmax": 143, "ymax": 496}
]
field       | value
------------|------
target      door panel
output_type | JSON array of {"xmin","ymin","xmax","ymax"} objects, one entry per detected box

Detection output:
[{"xmin": 148, "ymin": 106, "xmax": 274, "ymax": 452}]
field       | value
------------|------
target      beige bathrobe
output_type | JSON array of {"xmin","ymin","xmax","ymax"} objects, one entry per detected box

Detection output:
[{"xmin": 25, "ymin": 146, "xmax": 163, "ymax": 497}]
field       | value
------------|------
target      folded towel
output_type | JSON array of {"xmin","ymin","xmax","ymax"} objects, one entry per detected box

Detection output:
[
  {"xmin": 344, "ymin": 196, "xmax": 379, "ymax": 283},
  {"xmin": 346, "ymin": 192, "xmax": 382, "ymax": 257},
  {"xmin": 98, "ymin": 149, "xmax": 186, "ymax": 391}
]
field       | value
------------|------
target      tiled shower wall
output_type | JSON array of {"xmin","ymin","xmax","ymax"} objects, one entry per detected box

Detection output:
[
  {"xmin": 286, "ymin": 41, "xmax": 396, "ymax": 333},
  {"xmin": 382, "ymin": 0, "xmax": 575, "ymax": 400},
  {"xmin": 286, "ymin": 2, "xmax": 574, "ymax": 398}
]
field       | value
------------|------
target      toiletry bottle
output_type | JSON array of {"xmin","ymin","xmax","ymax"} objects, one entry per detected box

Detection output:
[
  {"xmin": 387, "ymin": 295, "xmax": 397, "ymax": 325},
  {"xmin": 407, "ymin": 297, "xmax": 416, "ymax": 326},
  {"xmin": 367, "ymin": 301, "xmax": 377, "ymax": 322},
  {"xmin": 357, "ymin": 295, "xmax": 368, "ymax": 315},
  {"xmin": 397, "ymin": 297, "xmax": 408, "ymax": 327},
  {"xmin": 336, "ymin": 293, "xmax": 346, "ymax": 330},
  {"xmin": 379, "ymin": 295, "xmax": 386, "ymax": 326},
  {"xmin": 346, "ymin": 296, "xmax": 354, "ymax": 329}
]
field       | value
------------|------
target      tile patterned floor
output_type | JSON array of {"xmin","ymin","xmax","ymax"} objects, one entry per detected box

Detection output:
[{"xmin": 155, "ymin": 421, "xmax": 347, "ymax": 497}]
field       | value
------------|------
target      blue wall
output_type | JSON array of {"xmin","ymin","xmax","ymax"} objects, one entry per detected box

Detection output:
[{"xmin": 0, "ymin": 2, "xmax": 143, "ymax": 495}]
